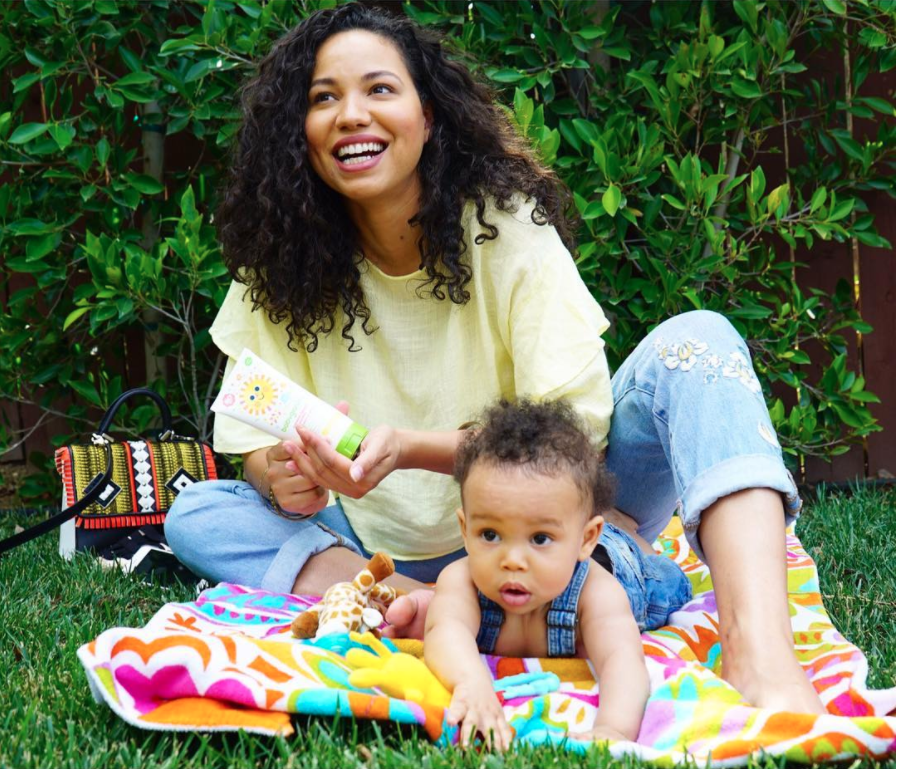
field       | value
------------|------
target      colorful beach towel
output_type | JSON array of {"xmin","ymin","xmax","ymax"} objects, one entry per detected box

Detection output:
[{"xmin": 77, "ymin": 519, "xmax": 896, "ymax": 764}]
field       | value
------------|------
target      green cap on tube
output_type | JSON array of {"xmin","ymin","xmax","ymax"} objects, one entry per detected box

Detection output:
[{"xmin": 335, "ymin": 422, "xmax": 368, "ymax": 460}]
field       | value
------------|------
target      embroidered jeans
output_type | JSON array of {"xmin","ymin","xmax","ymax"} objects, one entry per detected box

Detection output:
[{"xmin": 605, "ymin": 310, "xmax": 801, "ymax": 562}]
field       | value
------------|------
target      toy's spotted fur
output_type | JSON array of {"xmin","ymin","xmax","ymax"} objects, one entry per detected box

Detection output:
[{"xmin": 291, "ymin": 552, "xmax": 404, "ymax": 640}]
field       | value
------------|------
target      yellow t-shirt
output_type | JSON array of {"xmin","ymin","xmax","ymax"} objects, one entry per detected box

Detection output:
[{"xmin": 209, "ymin": 199, "xmax": 613, "ymax": 560}]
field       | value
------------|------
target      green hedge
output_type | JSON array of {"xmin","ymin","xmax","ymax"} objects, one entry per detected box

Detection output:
[{"xmin": 0, "ymin": 0, "xmax": 893, "ymax": 500}]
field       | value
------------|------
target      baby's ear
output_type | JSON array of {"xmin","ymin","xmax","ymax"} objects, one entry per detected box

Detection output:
[
  {"xmin": 579, "ymin": 515, "xmax": 603, "ymax": 560},
  {"xmin": 455, "ymin": 507, "xmax": 467, "ymax": 541}
]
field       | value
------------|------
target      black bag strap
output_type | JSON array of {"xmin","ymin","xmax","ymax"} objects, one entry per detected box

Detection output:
[
  {"xmin": 0, "ymin": 387, "xmax": 172, "ymax": 557},
  {"xmin": 97, "ymin": 387, "xmax": 173, "ymax": 438},
  {"xmin": 0, "ymin": 438, "xmax": 113, "ymax": 556}
]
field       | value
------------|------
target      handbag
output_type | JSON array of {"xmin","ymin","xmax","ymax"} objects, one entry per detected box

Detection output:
[{"xmin": 0, "ymin": 388, "xmax": 219, "ymax": 578}]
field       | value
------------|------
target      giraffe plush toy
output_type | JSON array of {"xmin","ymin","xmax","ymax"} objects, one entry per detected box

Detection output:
[{"xmin": 291, "ymin": 552, "xmax": 404, "ymax": 640}]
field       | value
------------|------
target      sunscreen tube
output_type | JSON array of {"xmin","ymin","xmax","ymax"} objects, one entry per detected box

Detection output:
[{"xmin": 211, "ymin": 348, "xmax": 368, "ymax": 459}]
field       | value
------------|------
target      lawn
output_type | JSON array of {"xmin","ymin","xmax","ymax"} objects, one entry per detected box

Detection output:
[{"xmin": 0, "ymin": 485, "xmax": 894, "ymax": 769}]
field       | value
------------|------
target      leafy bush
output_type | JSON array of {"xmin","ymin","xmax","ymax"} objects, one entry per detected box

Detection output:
[{"xmin": 0, "ymin": 0, "xmax": 893, "ymax": 500}]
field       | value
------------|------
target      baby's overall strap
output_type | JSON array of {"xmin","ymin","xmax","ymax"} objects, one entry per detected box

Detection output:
[
  {"xmin": 546, "ymin": 559, "xmax": 590, "ymax": 657},
  {"xmin": 476, "ymin": 592, "xmax": 504, "ymax": 654}
]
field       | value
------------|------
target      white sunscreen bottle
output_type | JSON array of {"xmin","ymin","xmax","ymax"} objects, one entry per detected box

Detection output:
[{"xmin": 211, "ymin": 348, "xmax": 368, "ymax": 459}]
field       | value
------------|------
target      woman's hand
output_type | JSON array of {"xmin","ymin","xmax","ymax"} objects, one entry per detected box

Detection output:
[
  {"xmin": 285, "ymin": 402, "xmax": 402, "ymax": 499},
  {"xmin": 265, "ymin": 441, "xmax": 329, "ymax": 516}
]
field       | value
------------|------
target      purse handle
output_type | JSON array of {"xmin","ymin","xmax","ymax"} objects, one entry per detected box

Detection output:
[
  {"xmin": 0, "ymin": 438, "xmax": 113, "ymax": 556},
  {"xmin": 0, "ymin": 388, "xmax": 173, "ymax": 557},
  {"xmin": 97, "ymin": 387, "xmax": 173, "ymax": 440}
]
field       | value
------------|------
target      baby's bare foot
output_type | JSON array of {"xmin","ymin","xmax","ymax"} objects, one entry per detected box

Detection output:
[{"xmin": 382, "ymin": 589, "xmax": 434, "ymax": 639}]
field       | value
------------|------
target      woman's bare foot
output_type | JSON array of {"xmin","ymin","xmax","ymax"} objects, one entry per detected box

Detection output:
[
  {"xmin": 723, "ymin": 630, "xmax": 827, "ymax": 714},
  {"xmin": 382, "ymin": 589, "xmax": 434, "ymax": 639},
  {"xmin": 700, "ymin": 489, "xmax": 827, "ymax": 714}
]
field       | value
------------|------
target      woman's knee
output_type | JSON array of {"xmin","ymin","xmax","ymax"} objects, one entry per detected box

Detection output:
[{"xmin": 165, "ymin": 480, "xmax": 255, "ymax": 555}]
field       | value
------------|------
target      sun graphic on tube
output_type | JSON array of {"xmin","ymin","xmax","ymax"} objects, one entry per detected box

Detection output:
[{"xmin": 239, "ymin": 375, "xmax": 279, "ymax": 417}]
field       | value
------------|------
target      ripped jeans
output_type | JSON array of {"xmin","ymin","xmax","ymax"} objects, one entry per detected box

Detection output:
[{"xmin": 165, "ymin": 310, "xmax": 800, "ymax": 591}]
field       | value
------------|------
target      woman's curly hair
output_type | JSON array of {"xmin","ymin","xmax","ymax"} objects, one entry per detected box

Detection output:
[{"xmin": 217, "ymin": 2, "xmax": 578, "ymax": 352}]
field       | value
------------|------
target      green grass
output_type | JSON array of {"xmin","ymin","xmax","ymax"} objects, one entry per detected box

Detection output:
[{"xmin": 0, "ymin": 486, "xmax": 894, "ymax": 769}]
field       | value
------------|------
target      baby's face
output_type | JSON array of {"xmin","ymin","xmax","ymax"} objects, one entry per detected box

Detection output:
[{"xmin": 458, "ymin": 464, "xmax": 600, "ymax": 615}]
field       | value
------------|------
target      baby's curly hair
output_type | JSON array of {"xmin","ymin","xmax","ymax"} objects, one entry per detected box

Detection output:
[
  {"xmin": 454, "ymin": 399, "xmax": 616, "ymax": 518},
  {"xmin": 216, "ymin": 2, "xmax": 577, "ymax": 353}
]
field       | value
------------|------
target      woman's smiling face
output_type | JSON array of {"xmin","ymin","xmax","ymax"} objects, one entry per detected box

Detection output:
[{"xmin": 304, "ymin": 29, "xmax": 431, "ymax": 205}]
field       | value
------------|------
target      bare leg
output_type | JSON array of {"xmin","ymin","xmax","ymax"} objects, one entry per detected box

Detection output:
[
  {"xmin": 700, "ymin": 488, "xmax": 826, "ymax": 713},
  {"xmin": 292, "ymin": 547, "xmax": 427, "ymax": 595}
]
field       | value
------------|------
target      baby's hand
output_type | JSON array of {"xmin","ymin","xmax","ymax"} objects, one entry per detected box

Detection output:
[{"xmin": 446, "ymin": 681, "xmax": 513, "ymax": 751}]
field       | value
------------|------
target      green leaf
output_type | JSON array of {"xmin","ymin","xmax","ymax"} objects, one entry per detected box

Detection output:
[
  {"xmin": 25, "ymin": 233, "xmax": 58, "ymax": 260},
  {"xmin": 749, "ymin": 166, "xmax": 767, "ymax": 204},
  {"xmin": 810, "ymin": 186, "xmax": 827, "ymax": 213},
  {"xmin": 854, "ymin": 230, "xmax": 891, "ymax": 249},
  {"xmin": 730, "ymin": 79, "xmax": 763, "ymax": 99},
  {"xmin": 62, "ymin": 306, "xmax": 91, "ymax": 331},
  {"xmin": 828, "ymin": 198, "xmax": 855, "ymax": 222},
  {"xmin": 732, "ymin": 0, "xmax": 759, "ymax": 33},
  {"xmin": 489, "ymin": 68, "xmax": 524, "ymax": 84},
  {"xmin": 12, "ymin": 72, "xmax": 40, "ymax": 93},
  {"xmin": 831, "ymin": 402, "xmax": 865, "ymax": 429},
  {"xmin": 821, "ymin": 0, "xmax": 847, "ymax": 15},
  {"xmin": 601, "ymin": 46, "xmax": 631, "ymax": 61},
  {"xmin": 119, "ymin": 46, "xmax": 142, "ymax": 73},
  {"xmin": 681, "ymin": 288, "xmax": 703, "ymax": 310},
  {"xmin": 786, "ymin": 350, "xmax": 811, "ymax": 365},
  {"xmin": 117, "ymin": 86, "xmax": 154, "ymax": 103},
  {"xmin": 185, "ymin": 59, "xmax": 214, "ymax": 83},
  {"xmin": 558, "ymin": 119, "xmax": 583, "ymax": 154},
  {"xmin": 513, "ymin": 88, "xmax": 534, "ymax": 132},
  {"xmin": 105, "ymin": 89, "xmax": 125, "ymax": 109},
  {"xmin": 661, "ymin": 194, "xmax": 686, "ymax": 210},
  {"xmin": 69, "ymin": 378, "xmax": 101, "ymax": 407},
  {"xmin": 766, "ymin": 183, "xmax": 790, "ymax": 215},
  {"xmin": 572, "ymin": 119, "xmax": 600, "ymax": 146},
  {"xmin": 582, "ymin": 200, "xmax": 606, "ymax": 220},
  {"xmin": 602, "ymin": 184, "xmax": 622, "ymax": 217},
  {"xmin": 577, "ymin": 26, "xmax": 606, "ymax": 40},
  {"xmin": 126, "ymin": 173, "xmax": 164, "ymax": 195},
  {"xmin": 8, "ymin": 122, "xmax": 48, "ymax": 144},
  {"xmin": 831, "ymin": 133, "xmax": 865, "ymax": 162},
  {"xmin": 96, "ymin": 137, "xmax": 110, "ymax": 167},
  {"xmin": 113, "ymin": 71, "xmax": 156, "ymax": 87},
  {"xmin": 857, "ymin": 97, "xmax": 896, "ymax": 116},
  {"xmin": 48, "ymin": 123, "xmax": 75, "ymax": 151},
  {"xmin": 6, "ymin": 219, "xmax": 53, "ymax": 236},
  {"xmin": 159, "ymin": 38, "xmax": 202, "ymax": 55}
]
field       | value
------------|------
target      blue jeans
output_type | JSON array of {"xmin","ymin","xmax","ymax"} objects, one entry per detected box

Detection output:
[{"xmin": 165, "ymin": 311, "xmax": 800, "ymax": 593}]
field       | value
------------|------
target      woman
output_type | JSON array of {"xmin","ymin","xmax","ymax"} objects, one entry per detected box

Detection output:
[{"xmin": 165, "ymin": 3, "xmax": 824, "ymax": 715}]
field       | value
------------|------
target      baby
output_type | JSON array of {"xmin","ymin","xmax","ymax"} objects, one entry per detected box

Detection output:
[{"xmin": 424, "ymin": 398, "xmax": 691, "ymax": 750}]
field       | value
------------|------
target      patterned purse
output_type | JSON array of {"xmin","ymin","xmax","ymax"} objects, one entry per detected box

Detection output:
[{"xmin": 0, "ymin": 388, "xmax": 218, "ymax": 564}]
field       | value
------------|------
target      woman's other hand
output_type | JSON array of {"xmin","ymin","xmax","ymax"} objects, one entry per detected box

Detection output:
[
  {"xmin": 287, "ymin": 402, "xmax": 402, "ymax": 499},
  {"xmin": 265, "ymin": 441, "xmax": 330, "ymax": 516}
]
